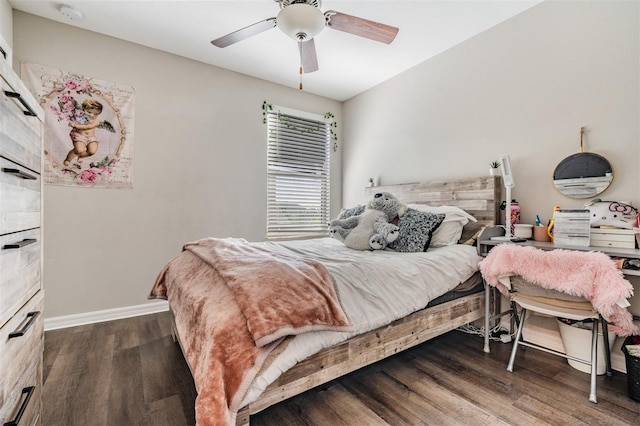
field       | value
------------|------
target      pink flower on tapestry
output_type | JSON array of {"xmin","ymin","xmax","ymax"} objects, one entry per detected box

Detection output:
[
  {"xmin": 64, "ymin": 80, "xmax": 78, "ymax": 90},
  {"xmin": 73, "ymin": 110, "xmax": 91, "ymax": 124},
  {"xmin": 99, "ymin": 166, "xmax": 112, "ymax": 176},
  {"xmin": 79, "ymin": 169, "xmax": 98, "ymax": 183}
]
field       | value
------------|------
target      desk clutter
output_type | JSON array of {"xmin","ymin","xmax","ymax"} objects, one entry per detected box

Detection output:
[
  {"xmin": 552, "ymin": 209, "xmax": 591, "ymax": 247},
  {"xmin": 498, "ymin": 200, "xmax": 640, "ymax": 251},
  {"xmin": 586, "ymin": 200, "xmax": 638, "ymax": 229},
  {"xmin": 585, "ymin": 201, "xmax": 640, "ymax": 251},
  {"xmin": 610, "ymin": 257, "xmax": 640, "ymax": 271},
  {"xmin": 590, "ymin": 228, "xmax": 640, "ymax": 249},
  {"xmin": 536, "ymin": 201, "xmax": 640, "ymax": 249}
]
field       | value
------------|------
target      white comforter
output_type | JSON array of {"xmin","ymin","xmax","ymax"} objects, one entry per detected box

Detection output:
[{"xmin": 242, "ymin": 237, "xmax": 483, "ymax": 405}]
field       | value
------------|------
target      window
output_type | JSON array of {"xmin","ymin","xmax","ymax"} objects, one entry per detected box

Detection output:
[{"xmin": 266, "ymin": 107, "xmax": 331, "ymax": 239}]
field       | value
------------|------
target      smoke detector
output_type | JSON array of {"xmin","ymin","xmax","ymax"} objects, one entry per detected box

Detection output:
[{"xmin": 59, "ymin": 4, "xmax": 83, "ymax": 21}]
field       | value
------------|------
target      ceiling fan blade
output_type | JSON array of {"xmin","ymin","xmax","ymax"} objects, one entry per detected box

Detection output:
[
  {"xmin": 298, "ymin": 39, "xmax": 319, "ymax": 73},
  {"xmin": 325, "ymin": 11, "xmax": 398, "ymax": 44},
  {"xmin": 211, "ymin": 18, "xmax": 277, "ymax": 48}
]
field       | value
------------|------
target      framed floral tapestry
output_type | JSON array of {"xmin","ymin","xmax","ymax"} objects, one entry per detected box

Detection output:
[{"xmin": 21, "ymin": 62, "xmax": 135, "ymax": 188}]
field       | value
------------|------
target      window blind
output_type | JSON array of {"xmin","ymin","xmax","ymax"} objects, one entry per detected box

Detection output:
[{"xmin": 266, "ymin": 109, "xmax": 330, "ymax": 239}]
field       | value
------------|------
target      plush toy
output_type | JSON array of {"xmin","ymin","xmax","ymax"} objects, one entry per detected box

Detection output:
[
  {"xmin": 586, "ymin": 200, "xmax": 638, "ymax": 229},
  {"xmin": 329, "ymin": 192, "xmax": 407, "ymax": 250}
]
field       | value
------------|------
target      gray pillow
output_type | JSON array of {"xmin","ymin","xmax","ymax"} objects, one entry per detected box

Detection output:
[{"xmin": 389, "ymin": 209, "xmax": 445, "ymax": 253}]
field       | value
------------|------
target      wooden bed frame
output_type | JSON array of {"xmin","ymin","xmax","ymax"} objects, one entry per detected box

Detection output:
[{"xmin": 233, "ymin": 176, "xmax": 504, "ymax": 425}]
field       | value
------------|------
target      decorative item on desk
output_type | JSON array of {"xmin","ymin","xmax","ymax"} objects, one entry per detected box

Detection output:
[
  {"xmin": 368, "ymin": 177, "xmax": 375, "ymax": 187},
  {"xmin": 547, "ymin": 205, "xmax": 561, "ymax": 242},
  {"xmin": 513, "ymin": 224, "xmax": 533, "ymax": 239},
  {"xmin": 489, "ymin": 160, "xmax": 501, "ymax": 176},
  {"xmin": 553, "ymin": 209, "xmax": 591, "ymax": 247},
  {"xmin": 585, "ymin": 200, "xmax": 638, "ymax": 229},
  {"xmin": 490, "ymin": 155, "xmax": 515, "ymax": 241},
  {"xmin": 533, "ymin": 225, "xmax": 551, "ymax": 242},
  {"xmin": 510, "ymin": 200, "xmax": 520, "ymax": 234},
  {"xmin": 500, "ymin": 199, "xmax": 520, "ymax": 235}
]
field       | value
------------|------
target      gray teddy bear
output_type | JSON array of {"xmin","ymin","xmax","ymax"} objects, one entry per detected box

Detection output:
[{"xmin": 329, "ymin": 192, "xmax": 407, "ymax": 250}]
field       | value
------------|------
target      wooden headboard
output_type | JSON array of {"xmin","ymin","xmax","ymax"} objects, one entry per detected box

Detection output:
[{"xmin": 364, "ymin": 176, "xmax": 504, "ymax": 242}]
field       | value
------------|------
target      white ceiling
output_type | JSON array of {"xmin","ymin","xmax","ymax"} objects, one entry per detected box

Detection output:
[{"xmin": 8, "ymin": 0, "xmax": 541, "ymax": 101}]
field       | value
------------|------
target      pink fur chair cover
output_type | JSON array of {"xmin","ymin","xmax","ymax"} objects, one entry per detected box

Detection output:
[{"xmin": 479, "ymin": 244, "xmax": 638, "ymax": 336}]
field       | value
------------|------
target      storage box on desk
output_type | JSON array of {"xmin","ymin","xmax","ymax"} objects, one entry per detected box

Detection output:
[
  {"xmin": 590, "ymin": 227, "xmax": 640, "ymax": 249},
  {"xmin": 553, "ymin": 209, "xmax": 590, "ymax": 247}
]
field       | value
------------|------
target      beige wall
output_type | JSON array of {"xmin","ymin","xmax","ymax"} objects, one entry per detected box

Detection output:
[
  {"xmin": 343, "ymin": 0, "xmax": 639, "ymax": 226},
  {"xmin": 12, "ymin": 11, "xmax": 342, "ymax": 319}
]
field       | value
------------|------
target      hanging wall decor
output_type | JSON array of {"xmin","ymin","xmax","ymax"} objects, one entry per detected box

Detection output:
[{"xmin": 21, "ymin": 62, "xmax": 135, "ymax": 188}]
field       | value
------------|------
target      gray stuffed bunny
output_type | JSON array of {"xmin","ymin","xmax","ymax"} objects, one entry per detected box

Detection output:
[{"xmin": 329, "ymin": 192, "xmax": 407, "ymax": 250}]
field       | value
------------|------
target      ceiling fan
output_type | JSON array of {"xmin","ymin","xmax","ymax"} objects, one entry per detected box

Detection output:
[{"xmin": 211, "ymin": 0, "xmax": 399, "ymax": 74}]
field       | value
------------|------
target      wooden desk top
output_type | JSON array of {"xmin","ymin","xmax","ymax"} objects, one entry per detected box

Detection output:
[
  {"xmin": 477, "ymin": 226, "xmax": 640, "ymax": 276},
  {"xmin": 479, "ymin": 238, "xmax": 640, "ymax": 259}
]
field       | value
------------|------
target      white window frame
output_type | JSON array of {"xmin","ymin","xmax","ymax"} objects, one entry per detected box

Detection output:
[{"xmin": 266, "ymin": 106, "xmax": 331, "ymax": 240}]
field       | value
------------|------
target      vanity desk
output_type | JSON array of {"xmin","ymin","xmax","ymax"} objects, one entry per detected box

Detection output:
[{"xmin": 478, "ymin": 226, "xmax": 640, "ymax": 372}]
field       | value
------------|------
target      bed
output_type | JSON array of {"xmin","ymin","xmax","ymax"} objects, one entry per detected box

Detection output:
[{"xmin": 149, "ymin": 176, "xmax": 503, "ymax": 426}]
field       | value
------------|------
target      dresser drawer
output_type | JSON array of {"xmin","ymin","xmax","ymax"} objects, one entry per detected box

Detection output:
[
  {"xmin": 0, "ymin": 344, "xmax": 42, "ymax": 426},
  {"xmin": 0, "ymin": 228, "xmax": 41, "ymax": 327},
  {"xmin": 0, "ymin": 156, "xmax": 41, "ymax": 235},
  {"xmin": 590, "ymin": 228, "xmax": 640, "ymax": 249},
  {"xmin": 0, "ymin": 71, "xmax": 43, "ymax": 174},
  {"xmin": 0, "ymin": 291, "xmax": 43, "ymax": 413}
]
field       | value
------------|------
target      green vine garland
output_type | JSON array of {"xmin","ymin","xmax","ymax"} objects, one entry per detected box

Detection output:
[
  {"xmin": 261, "ymin": 101, "xmax": 273, "ymax": 124},
  {"xmin": 262, "ymin": 101, "xmax": 338, "ymax": 152},
  {"xmin": 324, "ymin": 112, "xmax": 338, "ymax": 152}
]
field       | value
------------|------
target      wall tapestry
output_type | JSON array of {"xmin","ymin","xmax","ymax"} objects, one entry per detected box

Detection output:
[{"xmin": 21, "ymin": 62, "xmax": 135, "ymax": 188}]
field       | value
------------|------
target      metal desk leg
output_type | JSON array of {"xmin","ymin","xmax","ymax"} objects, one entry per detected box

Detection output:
[{"xmin": 484, "ymin": 281, "xmax": 491, "ymax": 353}]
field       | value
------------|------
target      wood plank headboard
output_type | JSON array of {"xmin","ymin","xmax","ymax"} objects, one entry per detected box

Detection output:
[{"xmin": 364, "ymin": 176, "xmax": 504, "ymax": 242}]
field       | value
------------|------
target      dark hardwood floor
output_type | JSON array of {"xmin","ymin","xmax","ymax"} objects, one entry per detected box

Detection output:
[{"xmin": 42, "ymin": 312, "xmax": 639, "ymax": 425}]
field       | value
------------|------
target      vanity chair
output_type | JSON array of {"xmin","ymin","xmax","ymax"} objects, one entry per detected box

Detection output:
[
  {"xmin": 507, "ymin": 276, "xmax": 611, "ymax": 404},
  {"xmin": 480, "ymin": 224, "xmax": 638, "ymax": 404}
]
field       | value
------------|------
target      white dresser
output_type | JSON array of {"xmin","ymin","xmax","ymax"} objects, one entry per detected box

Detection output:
[{"xmin": 0, "ymin": 54, "xmax": 45, "ymax": 425}]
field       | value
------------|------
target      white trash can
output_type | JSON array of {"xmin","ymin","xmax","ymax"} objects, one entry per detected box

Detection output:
[{"xmin": 557, "ymin": 318, "xmax": 615, "ymax": 375}]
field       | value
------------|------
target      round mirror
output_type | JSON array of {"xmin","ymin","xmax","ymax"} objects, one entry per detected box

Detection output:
[{"xmin": 553, "ymin": 152, "xmax": 613, "ymax": 199}]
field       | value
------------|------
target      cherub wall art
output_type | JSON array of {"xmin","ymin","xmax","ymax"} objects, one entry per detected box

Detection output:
[{"xmin": 21, "ymin": 62, "xmax": 135, "ymax": 188}]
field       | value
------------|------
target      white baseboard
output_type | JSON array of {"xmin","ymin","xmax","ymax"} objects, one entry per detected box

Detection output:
[{"xmin": 44, "ymin": 300, "xmax": 169, "ymax": 331}]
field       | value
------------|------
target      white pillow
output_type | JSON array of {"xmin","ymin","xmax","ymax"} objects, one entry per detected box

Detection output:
[{"xmin": 407, "ymin": 204, "xmax": 477, "ymax": 247}]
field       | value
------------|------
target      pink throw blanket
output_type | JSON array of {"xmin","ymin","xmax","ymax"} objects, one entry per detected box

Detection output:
[
  {"xmin": 479, "ymin": 244, "xmax": 637, "ymax": 336},
  {"xmin": 149, "ymin": 238, "xmax": 352, "ymax": 426}
]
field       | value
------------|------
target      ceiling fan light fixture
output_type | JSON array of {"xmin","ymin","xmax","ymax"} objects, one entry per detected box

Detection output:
[{"xmin": 276, "ymin": 4, "xmax": 325, "ymax": 41}]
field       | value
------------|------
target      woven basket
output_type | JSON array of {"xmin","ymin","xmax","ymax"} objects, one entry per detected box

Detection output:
[{"xmin": 622, "ymin": 337, "xmax": 640, "ymax": 402}]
